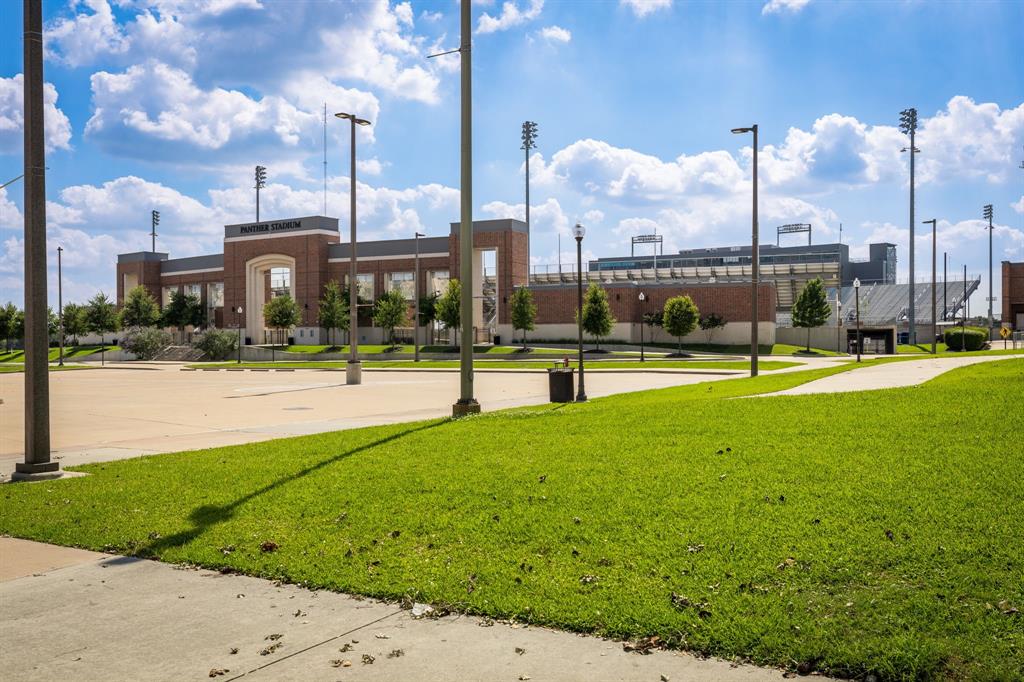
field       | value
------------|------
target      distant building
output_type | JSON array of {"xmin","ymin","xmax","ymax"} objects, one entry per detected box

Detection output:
[{"xmin": 1003, "ymin": 260, "xmax": 1024, "ymax": 329}]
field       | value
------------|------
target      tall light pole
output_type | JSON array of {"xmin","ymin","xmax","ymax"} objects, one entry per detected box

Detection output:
[
  {"xmin": 453, "ymin": 0, "xmax": 479, "ymax": 417},
  {"xmin": 414, "ymin": 231, "xmax": 424, "ymax": 363},
  {"xmin": 335, "ymin": 112, "xmax": 371, "ymax": 386},
  {"xmin": 638, "ymin": 289, "xmax": 646, "ymax": 362},
  {"xmin": 57, "ymin": 246, "xmax": 64, "ymax": 366},
  {"xmin": 899, "ymin": 107, "xmax": 919, "ymax": 344},
  {"xmin": 923, "ymin": 218, "xmax": 937, "ymax": 354},
  {"xmin": 254, "ymin": 165, "xmax": 266, "ymax": 222},
  {"xmin": 16, "ymin": 0, "xmax": 57, "ymax": 480},
  {"xmin": 150, "ymin": 210, "xmax": 160, "ymax": 252},
  {"xmin": 522, "ymin": 120, "xmax": 538, "ymax": 272},
  {"xmin": 574, "ymin": 222, "xmax": 587, "ymax": 402},
  {"xmin": 853, "ymin": 277, "xmax": 862, "ymax": 363},
  {"xmin": 983, "ymin": 204, "xmax": 994, "ymax": 339},
  {"xmin": 235, "ymin": 306, "xmax": 243, "ymax": 364},
  {"xmin": 731, "ymin": 124, "xmax": 759, "ymax": 376},
  {"xmin": 963, "ymin": 264, "xmax": 967, "ymax": 334},
  {"xmin": 835, "ymin": 295, "xmax": 842, "ymax": 353},
  {"xmin": 943, "ymin": 252, "xmax": 947, "ymax": 321}
]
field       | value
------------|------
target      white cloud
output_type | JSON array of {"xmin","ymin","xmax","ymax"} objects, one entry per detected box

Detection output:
[
  {"xmin": 1012, "ymin": 196, "xmax": 1024, "ymax": 215},
  {"xmin": 0, "ymin": 187, "xmax": 24, "ymax": 231},
  {"xmin": 0, "ymin": 75, "xmax": 74, "ymax": 154},
  {"xmin": 481, "ymin": 197, "xmax": 570, "ymax": 236},
  {"xmin": 583, "ymin": 209, "xmax": 604, "ymax": 226},
  {"xmin": 762, "ymin": 0, "xmax": 811, "ymax": 16},
  {"xmin": 476, "ymin": 0, "xmax": 544, "ymax": 34},
  {"xmin": 47, "ymin": 0, "xmax": 443, "ymax": 105},
  {"xmin": 539, "ymin": 25, "xmax": 571, "ymax": 43},
  {"xmin": 916, "ymin": 96, "xmax": 1024, "ymax": 184},
  {"xmin": 619, "ymin": 0, "xmax": 672, "ymax": 19}
]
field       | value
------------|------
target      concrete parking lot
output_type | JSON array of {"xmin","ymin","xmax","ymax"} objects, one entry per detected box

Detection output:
[{"xmin": 0, "ymin": 363, "xmax": 752, "ymax": 477}]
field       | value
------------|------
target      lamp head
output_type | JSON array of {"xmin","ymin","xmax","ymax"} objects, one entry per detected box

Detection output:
[
  {"xmin": 853, "ymin": 277, "xmax": 860, "ymax": 289},
  {"xmin": 731, "ymin": 127, "xmax": 753, "ymax": 134},
  {"xmin": 335, "ymin": 112, "xmax": 371, "ymax": 126},
  {"xmin": 638, "ymin": 291, "xmax": 646, "ymax": 302},
  {"xmin": 572, "ymin": 223, "xmax": 586, "ymax": 240},
  {"xmin": 898, "ymin": 107, "xmax": 918, "ymax": 135},
  {"xmin": 983, "ymin": 204, "xmax": 993, "ymax": 221}
]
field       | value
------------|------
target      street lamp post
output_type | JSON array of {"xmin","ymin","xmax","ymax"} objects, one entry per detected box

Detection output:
[
  {"xmin": 574, "ymin": 223, "xmax": 587, "ymax": 402},
  {"xmin": 638, "ymin": 290, "xmax": 646, "ymax": 362},
  {"xmin": 236, "ymin": 306, "xmax": 243, "ymax": 364},
  {"xmin": 853, "ymin": 278, "xmax": 862, "ymax": 363},
  {"xmin": 900, "ymin": 107, "xmax": 920, "ymax": 344},
  {"xmin": 335, "ymin": 111, "xmax": 372, "ymax": 385},
  {"xmin": 943, "ymin": 252, "xmax": 947, "ymax": 321},
  {"xmin": 731, "ymin": 124, "xmax": 759, "ymax": 377},
  {"xmin": 923, "ymin": 218, "xmax": 937, "ymax": 354},
  {"xmin": 415, "ymin": 231, "xmax": 424, "ymax": 362},
  {"xmin": 983, "ymin": 204, "xmax": 994, "ymax": 339},
  {"xmin": 452, "ymin": 0, "xmax": 480, "ymax": 417},
  {"xmin": 57, "ymin": 246, "xmax": 64, "ymax": 366},
  {"xmin": 835, "ymin": 295, "xmax": 842, "ymax": 354}
]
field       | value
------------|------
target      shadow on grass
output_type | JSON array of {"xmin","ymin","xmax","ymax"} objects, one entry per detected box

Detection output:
[{"xmin": 137, "ymin": 420, "xmax": 446, "ymax": 557}]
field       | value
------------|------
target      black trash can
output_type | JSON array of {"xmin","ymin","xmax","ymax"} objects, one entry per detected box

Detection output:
[{"xmin": 547, "ymin": 367, "xmax": 575, "ymax": 403}]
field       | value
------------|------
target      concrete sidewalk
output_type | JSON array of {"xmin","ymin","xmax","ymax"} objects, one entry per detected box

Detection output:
[
  {"xmin": 760, "ymin": 355, "xmax": 1021, "ymax": 396},
  {"xmin": 0, "ymin": 537, "xmax": 797, "ymax": 682}
]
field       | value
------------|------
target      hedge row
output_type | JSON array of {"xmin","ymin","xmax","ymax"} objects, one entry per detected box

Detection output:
[{"xmin": 943, "ymin": 326, "xmax": 988, "ymax": 351}]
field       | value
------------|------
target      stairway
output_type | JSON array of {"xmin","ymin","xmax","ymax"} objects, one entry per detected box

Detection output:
[{"xmin": 151, "ymin": 345, "xmax": 207, "ymax": 362}]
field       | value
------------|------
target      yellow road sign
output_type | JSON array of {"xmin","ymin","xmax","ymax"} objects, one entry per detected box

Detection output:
[{"xmin": 1000, "ymin": 326, "xmax": 1011, "ymax": 340}]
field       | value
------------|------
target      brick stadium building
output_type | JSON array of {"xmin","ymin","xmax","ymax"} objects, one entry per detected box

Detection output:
[
  {"xmin": 1003, "ymin": 260, "xmax": 1024, "ymax": 330},
  {"xmin": 117, "ymin": 215, "xmax": 775, "ymax": 346}
]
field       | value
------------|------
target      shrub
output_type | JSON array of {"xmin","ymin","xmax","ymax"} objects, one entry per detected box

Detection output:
[
  {"xmin": 943, "ymin": 327, "xmax": 987, "ymax": 351},
  {"xmin": 121, "ymin": 326, "xmax": 172, "ymax": 360},
  {"xmin": 662, "ymin": 295, "xmax": 700, "ymax": 355},
  {"xmin": 193, "ymin": 328, "xmax": 239, "ymax": 360},
  {"xmin": 579, "ymin": 283, "xmax": 615, "ymax": 350}
]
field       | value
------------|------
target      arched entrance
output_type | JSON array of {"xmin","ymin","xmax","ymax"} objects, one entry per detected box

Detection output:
[{"xmin": 245, "ymin": 254, "xmax": 296, "ymax": 342}]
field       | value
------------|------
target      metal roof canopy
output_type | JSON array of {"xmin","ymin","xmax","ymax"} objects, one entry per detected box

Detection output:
[{"xmin": 777, "ymin": 223, "xmax": 811, "ymax": 246}]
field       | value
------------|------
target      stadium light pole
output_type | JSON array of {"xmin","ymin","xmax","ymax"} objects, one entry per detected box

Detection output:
[
  {"xmin": 452, "ymin": 0, "xmax": 480, "ymax": 417},
  {"xmin": 899, "ymin": 107, "xmax": 919, "ymax": 344},
  {"xmin": 15, "ymin": 0, "xmax": 58, "ymax": 480},
  {"xmin": 414, "ymin": 231, "xmax": 424, "ymax": 363},
  {"xmin": 57, "ymin": 246, "xmax": 64, "ymax": 366},
  {"xmin": 731, "ymin": 124, "xmax": 759, "ymax": 376},
  {"xmin": 574, "ymin": 222, "xmax": 587, "ymax": 402},
  {"xmin": 151, "ymin": 210, "xmax": 160, "ymax": 252},
  {"xmin": 522, "ymin": 121, "xmax": 538, "ymax": 272},
  {"xmin": 983, "ymin": 204, "xmax": 994, "ymax": 339},
  {"xmin": 853, "ymin": 277, "xmax": 862, "ymax": 363},
  {"xmin": 254, "ymin": 165, "xmax": 266, "ymax": 222},
  {"xmin": 923, "ymin": 219, "xmax": 937, "ymax": 354},
  {"xmin": 335, "ymin": 111, "xmax": 371, "ymax": 386}
]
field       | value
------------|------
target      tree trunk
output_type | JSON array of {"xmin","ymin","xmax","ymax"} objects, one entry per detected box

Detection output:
[{"xmin": 806, "ymin": 327, "xmax": 811, "ymax": 353}]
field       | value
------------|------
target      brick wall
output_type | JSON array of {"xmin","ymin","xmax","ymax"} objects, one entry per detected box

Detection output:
[
  {"xmin": 116, "ymin": 260, "xmax": 162, "ymax": 306},
  {"xmin": 449, "ymin": 229, "xmax": 528, "ymax": 324},
  {"xmin": 1003, "ymin": 261, "xmax": 1024, "ymax": 327}
]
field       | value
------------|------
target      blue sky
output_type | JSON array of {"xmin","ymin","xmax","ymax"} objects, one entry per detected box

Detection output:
[{"xmin": 1, "ymin": 0, "xmax": 1022, "ymax": 313}]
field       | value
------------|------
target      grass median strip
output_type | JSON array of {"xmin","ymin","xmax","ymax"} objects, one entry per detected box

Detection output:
[
  {"xmin": 188, "ymin": 359, "xmax": 802, "ymax": 371},
  {"xmin": 1, "ymin": 358, "xmax": 1022, "ymax": 678}
]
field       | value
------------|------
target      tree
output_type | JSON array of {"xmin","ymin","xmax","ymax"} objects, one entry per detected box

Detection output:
[
  {"xmin": 263, "ymin": 294, "xmax": 301, "ymax": 347},
  {"xmin": 699, "ymin": 312, "xmax": 726, "ymax": 345},
  {"xmin": 373, "ymin": 289, "xmax": 410, "ymax": 348},
  {"xmin": 435, "ymin": 279, "xmax": 461, "ymax": 348},
  {"xmin": 662, "ymin": 295, "xmax": 700, "ymax": 355},
  {"xmin": 120, "ymin": 285, "xmax": 161, "ymax": 328},
  {"xmin": 509, "ymin": 286, "xmax": 537, "ymax": 350},
  {"xmin": 0, "ymin": 302, "xmax": 17, "ymax": 350},
  {"xmin": 84, "ymin": 292, "xmax": 119, "ymax": 346},
  {"xmin": 579, "ymin": 283, "xmax": 615, "ymax": 350},
  {"xmin": 317, "ymin": 279, "xmax": 348, "ymax": 347},
  {"xmin": 161, "ymin": 290, "xmax": 204, "ymax": 333},
  {"xmin": 61, "ymin": 303, "xmax": 88, "ymax": 345},
  {"xmin": 792, "ymin": 277, "xmax": 832, "ymax": 352},
  {"xmin": 192, "ymin": 328, "xmax": 239, "ymax": 360},
  {"xmin": 418, "ymin": 292, "xmax": 439, "ymax": 345}
]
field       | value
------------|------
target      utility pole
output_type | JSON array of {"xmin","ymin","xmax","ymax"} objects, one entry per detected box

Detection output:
[
  {"xmin": 924, "ymin": 219, "xmax": 937, "ymax": 354},
  {"xmin": 943, "ymin": 252, "xmax": 947, "ymax": 322},
  {"xmin": 900, "ymin": 108, "xmax": 919, "ymax": 343},
  {"xmin": 151, "ymin": 209, "xmax": 160, "ymax": 252},
  {"xmin": 453, "ymin": 0, "xmax": 479, "ymax": 417},
  {"xmin": 255, "ymin": 165, "xmax": 267, "ymax": 222},
  {"xmin": 16, "ymin": 0, "xmax": 57, "ymax": 480},
  {"xmin": 983, "ymin": 204, "xmax": 994, "ymax": 339},
  {"xmin": 57, "ymin": 246, "xmax": 64, "ymax": 366},
  {"xmin": 414, "ymin": 231, "xmax": 424, "ymax": 363},
  {"xmin": 522, "ymin": 121, "xmax": 538, "ymax": 274}
]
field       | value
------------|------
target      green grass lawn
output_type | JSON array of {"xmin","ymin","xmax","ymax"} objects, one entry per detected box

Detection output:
[
  {"xmin": 2, "ymin": 358, "xmax": 1022, "ymax": 678},
  {"xmin": 0, "ymin": 345, "xmax": 118, "ymax": 363},
  {"xmin": 191, "ymin": 359, "xmax": 801, "ymax": 371},
  {"xmin": 0, "ymin": 364, "xmax": 95, "ymax": 373}
]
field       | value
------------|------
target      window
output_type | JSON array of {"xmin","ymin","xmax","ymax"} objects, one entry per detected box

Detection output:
[
  {"xmin": 162, "ymin": 286, "xmax": 177, "ymax": 307},
  {"xmin": 427, "ymin": 270, "xmax": 449, "ymax": 296},
  {"xmin": 388, "ymin": 272, "xmax": 415, "ymax": 300},
  {"xmin": 207, "ymin": 282, "xmax": 224, "ymax": 309},
  {"xmin": 185, "ymin": 283, "xmax": 202, "ymax": 300},
  {"xmin": 270, "ymin": 267, "xmax": 291, "ymax": 298},
  {"xmin": 345, "ymin": 273, "xmax": 374, "ymax": 301}
]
